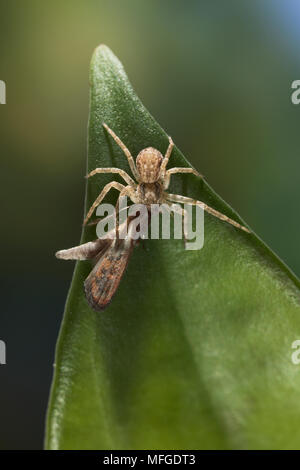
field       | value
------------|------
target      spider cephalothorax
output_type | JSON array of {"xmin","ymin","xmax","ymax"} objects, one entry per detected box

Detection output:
[
  {"xmin": 136, "ymin": 147, "xmax": 163, "ymax": 183},
  {"xmin": 83, "ymin": 123, "xmax": 250, "ymax": 234},
  {"xmin": 134, "ymin": 148, "xmax": 165, "ymax": 205}
]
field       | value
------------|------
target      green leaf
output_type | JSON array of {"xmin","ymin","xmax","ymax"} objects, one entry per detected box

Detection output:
[{"xmin": 45, "ymin": 45, "xmax": 300, "ymax": 450}]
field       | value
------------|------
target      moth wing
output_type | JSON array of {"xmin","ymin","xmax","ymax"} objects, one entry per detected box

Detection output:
[{"xmin": 84, "ymin": 241, "xmax": 134, "ymax": 311}]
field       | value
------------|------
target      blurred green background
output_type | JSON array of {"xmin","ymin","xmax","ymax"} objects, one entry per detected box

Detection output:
[{"xmin": 0, "ymin": 0, "xmax": 299, "ymax": 449}]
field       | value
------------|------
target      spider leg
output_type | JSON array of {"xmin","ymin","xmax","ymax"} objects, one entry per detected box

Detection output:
[
  {"xmin": 105, "ymin": 185, "xmax": 137, "ymax": 239},
  {"xmin": 87, "ymin": 205, "xmax": 130, "ymax": 226},
  {"xmin": 163, "ymin": 167, "xmax": 202, "ymax": 189},
  {"xmin": 84, "ymin": 181, "xmax": 125, "ymax": 226},
  {"xmin": 103, "ymin": 123, "xmax": 140, "ymax": 181},
  {"xmin": 86, "ymin": 167, "xmax": 136, "ymax": 187},
  {"xmin": 166, "ymin": 193, "xmax": 250, "ymax": 233},
  {"xmin": 159, "ymin": 136, "xmax": 174, "ymax": 178},
  {"xmin": 114, "ymin": 189, "xmax": 132, "ymax": 240}
]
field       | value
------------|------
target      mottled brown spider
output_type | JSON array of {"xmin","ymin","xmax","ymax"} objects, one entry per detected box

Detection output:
[{"xmin": 84, "ymin": 123, "xmax": 250, "ymax": 234}]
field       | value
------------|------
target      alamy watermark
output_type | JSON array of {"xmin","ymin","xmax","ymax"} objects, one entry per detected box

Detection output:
[
  {"xmin": 291, "ymin": 340, "xmax": 300, "ymax": 365},
  {"xmin": 0, "ymin": 81, "xmax": 6, "ymax": 361},
  {"xmin": 0, "ymin": 340, "xmax": 6, "ymax": 365},
  {"xmin": 0, "ymin": 80, "xmax": 6, "ymax": 104},
  {"xmin": 94, "ymin": 197, "xmax": 205, "ymax": 250},
  {"xmin": 291, "ymin": 80, "xmax": 300, "ymax": 105}
]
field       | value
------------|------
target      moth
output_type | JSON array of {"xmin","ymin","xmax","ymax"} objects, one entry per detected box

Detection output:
[{"xmin": 56, "ymin": 216, "xmax": 140, "ymax": 311}]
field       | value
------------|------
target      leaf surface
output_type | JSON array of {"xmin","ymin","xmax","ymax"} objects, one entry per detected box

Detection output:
[{"xmin": 46, "ymin": 45, "xmax": 300, "ymax": 450}]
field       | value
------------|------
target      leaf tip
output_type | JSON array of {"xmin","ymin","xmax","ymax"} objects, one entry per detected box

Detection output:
[{"xmin": 91, "ymin": 44, "xmax": 117, "ymax": 65}]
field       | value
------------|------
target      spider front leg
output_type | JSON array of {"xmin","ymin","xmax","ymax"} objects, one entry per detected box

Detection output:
[
  {"xmin": 84, "ymin": 181, "xmax": 125, "ymax": 226},
  {"xmin": 159, "ymin": 136, "xmax": 174, "ymax": 178},
  {"xmin": 163, "ymin": 167, "xmax": 202, "ymax": 190},
  {"xmin": 166, "ymin": 193, "xmax": 250, "ymax": 233},
  {"xmin": 86, "ymin": 205, "xmax": 130, "ymax": 227},
  {"xmin": 86, "ymin": 167, "xmax": 136, "ymax": 187},
  {"xmin": 114, "ymin": 188, "xmax": 133, "ymax": 239},
  {"xmin": 103, "ymin": 123, "xmax": 140, "ymax": 181}
]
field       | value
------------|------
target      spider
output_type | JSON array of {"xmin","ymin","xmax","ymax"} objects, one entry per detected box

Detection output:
[{"xmin": 83, "ymin": 123, "xmax": 250, "ymax": 235}]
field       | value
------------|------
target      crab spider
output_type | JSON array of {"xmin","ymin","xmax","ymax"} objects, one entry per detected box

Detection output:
[{"xmin": 84, "ymin": 123, "xmax": 250, "ymax": 234}]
